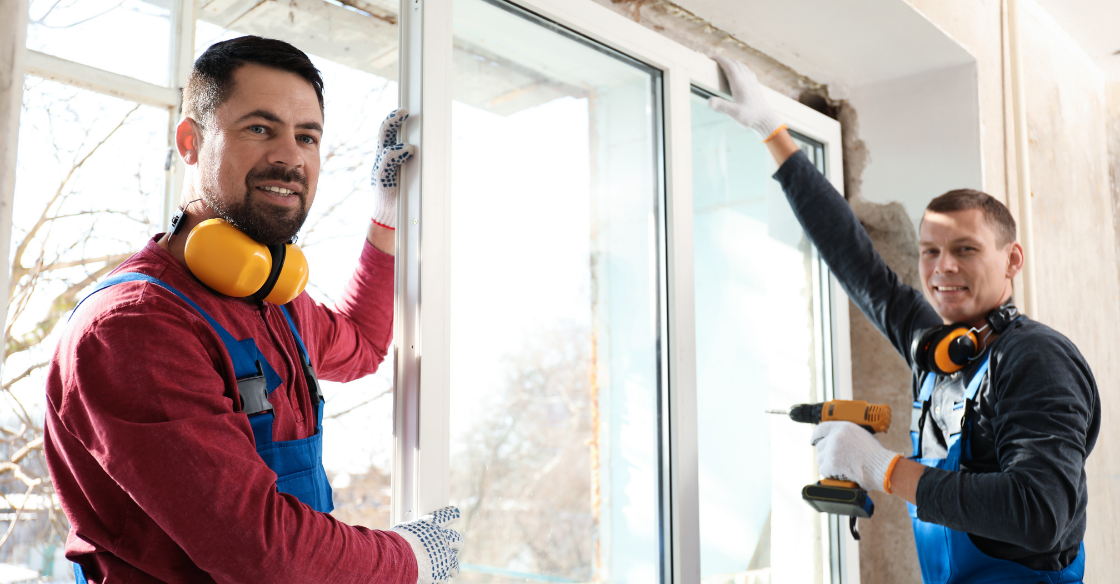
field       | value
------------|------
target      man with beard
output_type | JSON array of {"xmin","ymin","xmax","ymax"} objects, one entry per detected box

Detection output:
[{"xmin": 44, "ymin": 37, "xmax": 461, "ymax": 584}]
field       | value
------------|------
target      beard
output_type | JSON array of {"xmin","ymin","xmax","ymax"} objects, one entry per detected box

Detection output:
[{"xmin": 202, "ymin": 165, "xmax": 311, "ymax": 246}]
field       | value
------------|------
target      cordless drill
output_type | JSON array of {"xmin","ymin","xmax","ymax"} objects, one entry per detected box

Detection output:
[{"xmin": 767, "ymin": 400, "xmax": 892, "ymax": 540}]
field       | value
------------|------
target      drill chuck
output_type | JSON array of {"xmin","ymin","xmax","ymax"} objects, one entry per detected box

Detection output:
[{"xmin": 788, "ymin": 403, "xmax": 823, "ymax": 425}]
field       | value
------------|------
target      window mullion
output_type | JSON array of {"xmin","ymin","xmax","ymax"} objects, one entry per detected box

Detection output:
[
  {"xmin": 394, "ymin": 0, "xmax": 455, "ymax": 525},
  {"xmin": 662, "ymin": 64, "xmax": 701, "ymax": 584},
  {"xmin": 165, "ymin": 0, "xmax": 198, "ymax": 231},
  {"xmin": 0, "ymin": 0, "xmax": 29, "ymax": 339}
]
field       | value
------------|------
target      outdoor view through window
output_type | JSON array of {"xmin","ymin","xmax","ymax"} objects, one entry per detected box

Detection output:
[{"xmin": 449, "ymin": 0, "xmax": 666, "ymax": 582}]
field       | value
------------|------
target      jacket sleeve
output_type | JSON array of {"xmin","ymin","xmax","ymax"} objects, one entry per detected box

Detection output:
[
  {"xmin": 914, "ymin": 328, "xmax": 1097, "ymax": 551},
  {"xmin": 52, "ymin": 299, "xmax": 416, "ymax": 584},
  {"xmin": 772, "ymin": 150, "xmax": 941, "ymax": 364},
  {"xmin": 288, "ymin": 240, "xmax": 396, "ymax": 383}
]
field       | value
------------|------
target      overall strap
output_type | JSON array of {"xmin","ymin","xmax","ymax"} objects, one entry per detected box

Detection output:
[
  {"xmin": 72, "ymin": 273, "xmax": 279, "ymax": 414},
  {"xmin": 962, "ymin": 352, "xmax": 991, "ymax": 401},
  {"xmin": 959, "ymin": 351, "xmax": 991, "ymax": 463},
  {"xmin": 911, "ymin": 373, "xmax": 937, "ymax": 457},
  {"xmin": 279, "ymin": 305, "xmax": 312, "ymax": 367},
  {"xmin": 279, "ymin": 305, "xmax": 324, "ymax": 410}
]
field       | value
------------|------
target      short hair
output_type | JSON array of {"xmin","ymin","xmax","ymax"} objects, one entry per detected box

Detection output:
[
  {"xmin": 183, "ymin": 36, "xmax": 324, "ymax": 131},
  {"xmin": 925, "ymin": 189, "xmax": 1017, "ymax": 246}
]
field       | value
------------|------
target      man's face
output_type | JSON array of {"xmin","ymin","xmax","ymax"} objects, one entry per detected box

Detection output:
[
  {"xmin": 194, "ymin": 63, "xmax": 323, "ymax": 245},
  {"xmin": 919, "ymin": 209, "xmax": 1019, "ymax": 326}
]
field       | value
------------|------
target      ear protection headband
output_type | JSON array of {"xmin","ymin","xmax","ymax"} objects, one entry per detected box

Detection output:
[
  {"xmin": 169, "ymin": 207, "xmax": 309, "ymax": 305},
  {"xmin": 909, "ymin": 303, "xmax": 1020, "ymax": 375}
]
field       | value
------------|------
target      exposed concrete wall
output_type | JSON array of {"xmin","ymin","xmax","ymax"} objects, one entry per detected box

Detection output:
[{"xmin": 588, "ymin": 0, "xmax": 827, "ymax": 102}]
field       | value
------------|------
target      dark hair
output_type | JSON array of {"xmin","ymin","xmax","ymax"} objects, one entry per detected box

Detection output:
[
  {"xmin": 925, "ymin": 188, "xmax": 1017, "ymax": 246},
  {"xmin": 183, "ymin": 36, "xmax": 324, "ymax": 130}
]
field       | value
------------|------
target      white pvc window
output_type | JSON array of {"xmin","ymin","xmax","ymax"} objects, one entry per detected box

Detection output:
[{"xmin": 397, "ymin": 0, "xmax": 852, "ymax": 582}]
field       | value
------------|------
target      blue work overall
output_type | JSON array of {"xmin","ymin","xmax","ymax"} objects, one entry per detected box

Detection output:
[
  {"xmin": 71, "ymin": 273, "xmax": 332, "ymax": 584},
  {"xmin": 909, "ymin": 352, "xmax": 1086, "ymax": 584}
]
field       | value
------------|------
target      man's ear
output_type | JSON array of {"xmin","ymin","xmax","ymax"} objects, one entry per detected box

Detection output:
[
  {"xmin": 176, "ymin": 117, "xmax": 201, "ymax": 165},
  {"xmin": 1005, "ymin": 241, "xmax": 1025, "ymax": 280}
]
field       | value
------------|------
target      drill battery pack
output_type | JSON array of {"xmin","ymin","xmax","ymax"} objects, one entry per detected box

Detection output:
[{"xmin": 801, "ymin": 479, "xmax": 875, "ymax": 518}]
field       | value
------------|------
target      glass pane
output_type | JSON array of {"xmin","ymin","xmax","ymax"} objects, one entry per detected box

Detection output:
[
  {"xmin": 2, "ymin": 77, "xmax": 170, "ymax": 579},
  {"xmin": 449, "ymin": 1, "xmax": 664, "ymax": 582},
  {"xmin": 691, "ymin": 91, "xmax": 829, "ymax": 584},
  {"xmin": 27, "ymin": 0, "xmax": 173, "ymax": 86},
  {"xmin": 195, "ymin": 0, "xmax": 400, "ymax": 529}
]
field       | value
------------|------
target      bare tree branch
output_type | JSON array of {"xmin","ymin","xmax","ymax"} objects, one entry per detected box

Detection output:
[
  {"xmin": 325, "ymin": 387, "xmax": 392, "ymax": 420},
  {"xmin": 10, "ymin": 436, "xmax": 44, "ymax": 464},
  {"xmin": 2, "ymin": 361, "xmax": 48, "ymax": 391},
  {"xmin": 9, "ymin": 104, "xmax": 139, "ymax": 297},
  {"xmin": 6, "ymin": 256, "xmax": 128, "ymax": 357},
  {"xmin": 0, "ymin": 482, "xmax": 41, "ymax": 550}
]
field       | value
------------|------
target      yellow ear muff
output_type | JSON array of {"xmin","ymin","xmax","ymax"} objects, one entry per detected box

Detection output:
[
  {"xmin": 184, "ymin": 219, "xmax": 272, "ymax": 298},
  {"xmin": 182, "ymin": 218, "xmax": 309, "ymax": 303},
  {"xmin": 263, "ymin": 244, "xmax": 309, "ymax": 305}
]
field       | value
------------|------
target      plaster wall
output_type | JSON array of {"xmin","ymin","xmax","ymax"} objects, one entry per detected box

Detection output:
[{"xmin": 848, "ymin": 63, "xmax": 984, "ymax": 231}]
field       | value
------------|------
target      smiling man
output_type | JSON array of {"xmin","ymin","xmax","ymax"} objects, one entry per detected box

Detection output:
[
  {"xmin": 44, "ymin": 37, "xmax": 461, "ymax": 584},
  {"xmin": 710, "ymin": 56, "xmax": 1098, "ymax": 583}
]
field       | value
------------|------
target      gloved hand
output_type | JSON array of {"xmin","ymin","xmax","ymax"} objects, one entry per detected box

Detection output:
[
  {"xmin": 390, "ymin": 506, "xmax": 464, "ymax": 584},
  {"xmin": 370, "ymin": 108, "xmax": 416, "ymax": 229},
  {"xmin": 708, "ymin": 56, "xmax": 786, "ymax": 141},
  {"xmin": 812, "ymin": 421, "xmax": 903, "ymax": 493}
]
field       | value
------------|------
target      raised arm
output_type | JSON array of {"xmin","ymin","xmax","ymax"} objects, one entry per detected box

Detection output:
[{"xmin": 709, "ymin": 56, "xmax": 941, "ymax": 361}]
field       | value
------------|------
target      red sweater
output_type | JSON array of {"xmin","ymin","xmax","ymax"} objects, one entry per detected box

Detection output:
[{"xmin": 44, "ymin": 237, "xmax": 417, "ymax": 584}]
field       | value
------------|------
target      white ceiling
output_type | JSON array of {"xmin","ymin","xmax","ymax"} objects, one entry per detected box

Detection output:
[
  {"xmin": 670, "ymin": 0, "xmax": 975, "ymax": 95},
  {"xmin": 673, "ymin": 0, "xmax": 1120, "ymax": 88},
  {"xmin": 1033, "ymin": 0, "xmax": 1120, "ymax": 77}
]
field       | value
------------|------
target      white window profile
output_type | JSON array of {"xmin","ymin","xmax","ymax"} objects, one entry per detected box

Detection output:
[{"xmin": 397, "ymin": 0, "xmax": 854, "ymax": 582}]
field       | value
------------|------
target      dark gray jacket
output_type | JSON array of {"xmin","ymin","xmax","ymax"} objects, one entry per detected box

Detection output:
[{"xmin": 774, "ymin": 150, "xmax": 1099, "ymax": 571}]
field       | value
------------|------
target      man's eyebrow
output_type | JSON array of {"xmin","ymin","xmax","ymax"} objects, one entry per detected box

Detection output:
[
  {"xmin": 919, "ymin": 237, "xmax": 983, "ymax": 247},
  {"xmin": 235, "ymin": 110, "xmax": 322, "ymax": 133},
  {"xmin": 235, "ymin": 109, "xmax": 283, "ymax": 124}
]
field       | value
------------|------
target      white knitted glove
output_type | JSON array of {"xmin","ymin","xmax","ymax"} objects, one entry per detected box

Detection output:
[
  {"xmin": 390, "ymin": 506, "xmax": 463, "ymax": 584},
  {"xmin": 812, "ymin": 421, "xmax": 902, "ymax": 493},
  {"xmin": 370, "ymin": 108, "xmax": 416, "ymax": 229},
  {"xmin": 708, "ymin": 56, "xmax": 785, "ymax": 141}
]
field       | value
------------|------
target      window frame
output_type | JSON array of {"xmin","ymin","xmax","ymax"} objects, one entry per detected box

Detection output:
[
  {"xmin": 397, "ymin": 0, "xmax": 854, "ymax": 582},
  {"xmin": 13, "ymin": 0, "xmax": 197, "ymax": 241}
]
